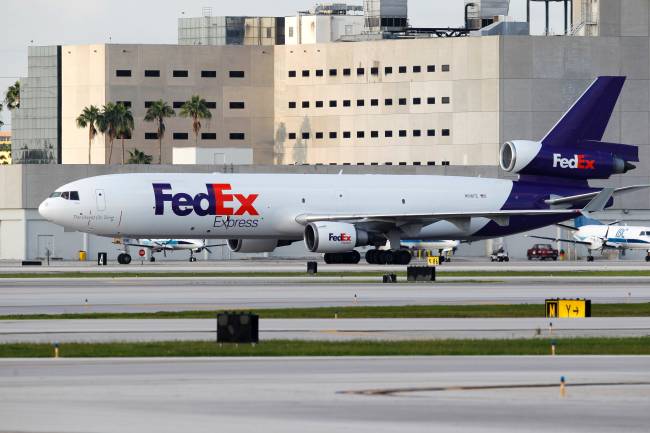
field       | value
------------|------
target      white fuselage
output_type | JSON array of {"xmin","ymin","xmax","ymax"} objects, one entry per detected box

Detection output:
[{"xmin": 574, "ymin": 225, "xmax": 650, "ymax": 250}]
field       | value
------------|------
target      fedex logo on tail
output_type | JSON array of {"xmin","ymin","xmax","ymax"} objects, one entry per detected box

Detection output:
[
  {"xmin": 329, "ymin": 232, "xmax": 352, "ymax": 243},
  {"xmin": 153, "ymin": 183, "xmax": 259, "ymax": 217},
  {"xmin": 552, "ymin": 154, "xmax": 595, "ymax": 170}
]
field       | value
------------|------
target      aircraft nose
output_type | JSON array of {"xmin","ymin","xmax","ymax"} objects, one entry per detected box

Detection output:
[{"xmin": 38, "ymin": 198, "xmax": 52, "ymax": 220}]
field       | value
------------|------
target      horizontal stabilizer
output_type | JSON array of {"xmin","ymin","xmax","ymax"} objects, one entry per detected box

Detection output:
[{"xmin": 545, "ymin": 185, "xmax": 649, "ymax": 207}]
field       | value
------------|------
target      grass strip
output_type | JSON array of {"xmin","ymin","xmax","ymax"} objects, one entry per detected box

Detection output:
[
  {"xmin": 1, "ymin": 303, "xmax": 648, "ymax": 321},
  {"xmin": 3, "ymin": 269, "xmax": 650, "ymax": 278},
  {"xmin": 1, "ymin": 337, "xmax": 649, "ymax": 358}
]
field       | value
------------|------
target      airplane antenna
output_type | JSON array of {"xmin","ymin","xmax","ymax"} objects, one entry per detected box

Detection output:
[{"xmin": 338, "ymin": 169, "xmax": 343, "ymax": 175}]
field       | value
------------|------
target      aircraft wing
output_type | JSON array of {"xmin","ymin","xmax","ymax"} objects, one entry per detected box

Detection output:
[
  {"xmin": 526, "ymin": 235, "xmax": 592, "ymax": 246},
  {"xmin": 545, "ymin": 185, "xmax": 649, "ymax": 206},
  {"xmin": 123, "ymin": 242, "xmax": 176, "ymax": 251}
]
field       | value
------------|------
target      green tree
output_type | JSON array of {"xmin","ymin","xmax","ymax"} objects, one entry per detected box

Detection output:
[
  {"xmin": 144, "ymin": 100, "xmax": 175, "ymax": 164},
  {"xmin": 179, "ymin": 95, "xmax": 212, "ymax": 145},
  {"xmin": 127, "ymin": 148, "xmax": 152, "ymax": 164},
  {"xmin": 98, "ymin": 102, "xmax": 118, "ymax": 164},
  {"xmin": 114, "ymin": 103, "xmax": 135, "ymax": 164},
  {"xmin": 99, "ymin": 102, "xmax": 134, "ymax": 164},
  {"xmin": 76, "ymin": 105, "xmax": 101, "ymax": 164},
  {"xmin": 4, "ymin": 81, "xmax": 20, "ymax": 110},
  {"xmin": 0, "ymin": 103, "xmax": 4, "ymax": 129}
]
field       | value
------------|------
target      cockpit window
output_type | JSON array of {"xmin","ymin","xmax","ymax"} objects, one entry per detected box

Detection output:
[
  {"xmin": 53, "ymin": 191, "xmax": 80, "ymax": 200},
  {"xmin": 49, "ymin": 192, "xmax": 62, "ymax": 198},
  {"xmin": 61, "ymin": 192, "xmax": 70, "ymax": 200},
  {"xmin": 70, "ymin": 191, "xmax": 80, "ymax": 200}
]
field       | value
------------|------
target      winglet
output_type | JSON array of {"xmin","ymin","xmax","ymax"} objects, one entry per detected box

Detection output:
[{"xmin": 581, "ymin": 188, "xmax": 614, "ymax": 214}]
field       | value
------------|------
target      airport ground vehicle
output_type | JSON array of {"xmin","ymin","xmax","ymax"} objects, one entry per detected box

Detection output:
[
  {"xmin": 39, "ymin": 77, "xmax": 644, "ymax": 265},
  {"xmin": 527, "ymin": 244, "xmax": 559, "ymax": 261},
  {"xmin": 490, "ymin": 247, "xmax": 510, "ymax": 262}
]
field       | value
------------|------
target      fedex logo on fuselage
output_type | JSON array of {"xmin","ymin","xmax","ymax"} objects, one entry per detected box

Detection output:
[
  {"xmin": 552, "ymin": 154, "xmax": 595, "ymax": 170},
  {"xmin": 329, "ymin": 232, "xmax": 352, "ymax": 243},
  {"xmin": 153, "ymin": 183, "xmax": 259, "ymax": 217}
]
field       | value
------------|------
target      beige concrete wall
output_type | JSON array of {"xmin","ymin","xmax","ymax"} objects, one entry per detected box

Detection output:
[
  {"xmin": 61, "ymin": 44, "xmax": 107, "ymax": 164},
  {"xmin": 274, "ymin": 37, "xmax": 500, "ymax": 165}
]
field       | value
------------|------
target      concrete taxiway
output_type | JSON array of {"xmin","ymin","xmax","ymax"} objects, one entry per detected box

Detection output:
[
  {"xmin": 1, "ymin": 356, "xmax": 648, "ymax": 432},
  {"xmin": 2, "ymin": 317, "xmax": 650, "ymax": 343},
  {"xmin": 0, "ymin": 276, "xmax": 648, "ymax": 315}
]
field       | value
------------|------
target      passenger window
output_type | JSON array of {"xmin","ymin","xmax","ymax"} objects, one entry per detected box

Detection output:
[
  {"xmin": 61, "ymin": 192, "xmax": 70, "ymax": 200},
  {"xmin": 70, "ymin": 191, "xmax": 80, "ymax": 201}
]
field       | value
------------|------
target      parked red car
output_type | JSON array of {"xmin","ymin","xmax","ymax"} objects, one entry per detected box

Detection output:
[{"xmin": 527, "ymin": 243, "xmax": 558, "ymax": 261}]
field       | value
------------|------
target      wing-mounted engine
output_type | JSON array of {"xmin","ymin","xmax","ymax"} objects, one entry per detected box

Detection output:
[
  {"xmin": 227, "ymin": 239, "xmax": 294, "ymax": 253},
  {"xmin": 304, "ymin": 222, "xmax": 382, "ymax": 253}
]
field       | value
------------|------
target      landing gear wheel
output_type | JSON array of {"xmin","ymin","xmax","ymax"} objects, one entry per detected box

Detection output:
[
  {"xmin": 189, "ymin": 256, "xmax": 197, "ymax": 262},
  {"xmin": 587, "ymin": 256, "xmax": 594, "ymax": 262},
  {"xmin": 149, "ymin": 256, "xmax": 156, "ymax": 262},
  {"xmin": 396, "ymin": 250, "xmax": 411, "ymax": 265},
  {"xmin": 365, "ymin": 249, "xmax": 378, "ymax": 264},
  {"xmin": 117, "ymin": 253, "xmax": 132, "ymax": 265},
  {"xmin": 645, "ymin": 255, "xmax": 650, "ymax": 262},
  {"xmin": 324, "ymin": 251, "xmax": 361, "ymax": 264}
]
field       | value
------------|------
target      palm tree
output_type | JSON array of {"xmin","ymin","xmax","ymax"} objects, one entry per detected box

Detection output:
[
  {"xmin": 98, "ymin": 102, "xmax": 118, "ymax": 164},
  {"xmin": 4, "ymin": 81, "xmax": 20, "ymax": 110},
  {"xmin": 0, "ymin": 103, "xmax": 4, "ymax": 129},
  {"xmin": 179, "ymin": 95, "xmax": 212, "ymax": 145},
  {"xmin": 144, "ymin": 100, "xmax": 175, "ymax": 164},
  {"xmin": 127, "ymin": 148, "xmax": 152, "ymax": 164},
  {"xmin": 76, "ymin": 105, "xmax": 101, "ymax": 164},
  {"xmin": 114, "ymin": 103, "xmax": 134, "ymax": 164}
]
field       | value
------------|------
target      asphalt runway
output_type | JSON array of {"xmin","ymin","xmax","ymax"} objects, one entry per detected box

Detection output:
[
  {"xmin": 1, "ymin": 356, "xmax": 648, "ymax": 432},
  {"xmin": 0, "ymin": 276, "xmax": 648, "ymax": 315},
  {"xmin": 2, "ymin": 317, "xmax": 650, "ymax": 343}
]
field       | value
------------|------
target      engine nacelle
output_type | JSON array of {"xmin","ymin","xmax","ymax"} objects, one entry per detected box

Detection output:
[
  {"xmin": 500, "ymin": 140, "xmax": 636, "ymax": 180},
  {"xmin": 227, "ymin": 239, "xmax": 280, "ymax": 253},
  {"xmin": 304, "ymin": 222, "xmax": 369, "ymax": 253}
]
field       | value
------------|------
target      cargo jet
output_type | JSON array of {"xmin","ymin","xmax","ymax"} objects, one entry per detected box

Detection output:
[{"xmin": 39, "ymin": 77, "xmax": 646, "ymax": 265}]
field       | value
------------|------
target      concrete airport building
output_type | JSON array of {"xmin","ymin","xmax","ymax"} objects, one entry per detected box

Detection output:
[{"xmin": 4, "ymin": 0, "xmax": 650, "ymax": 261}]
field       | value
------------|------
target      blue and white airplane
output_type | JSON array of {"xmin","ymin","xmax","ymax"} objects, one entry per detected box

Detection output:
[
  {"xmin": 115, "ymin": 238, "xmax": 224, "ymax": 263},
  {"xmin": 39, "ymin": 77, "xmax": 646, "ymax": 265},
  {"xmin": 530, "ymin": 216, "xmax": 650, "ymax": 262}
]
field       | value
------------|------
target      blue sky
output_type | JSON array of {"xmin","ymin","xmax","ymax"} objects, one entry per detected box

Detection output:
[{"xmin": 0, "ymin": 0, "xmax": 570, "ymax": 128}]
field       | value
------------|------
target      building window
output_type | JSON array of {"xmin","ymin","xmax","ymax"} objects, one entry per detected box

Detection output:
[
  {"xmin": 206, "ymin": 102, "xmax": 217, "ymax": 109},
  {"xmin": 173, "ymin": 132, "xmax": 189, "ymax": 140},
  {"xmin": 427, "ymin": 97, "xmax": 435, "ymax": 104},
  {"xmin": 370, "ymin": 99, "xmax": 379, "ymax": 106},
  {"xmin": 427, "ymin": 161, "xmax": 436, "ymax": 166},
  {"xmin": 442, "ymin": 97, "xmax": 450, "ymax": 104},
  {"xmin": 266, "ymin": 27, "xmax": 272, "ymax": 38},
  {"xmin": 343, "ymin": 100, "xmax": 351, "ymax": 107},
  {"xmin": 427, "ymin": 129, "xmax": 435, "ymax": 136},
  {"xmin": 302, "ymin": 132, "xmax": 310, "ymax": 139},
  {"xmin": 289, "ymin": 26, "xmax": 294, "ymax": 37},
  {"xmin": 315, "ymin": 100, "xmax": 323, "ymax": 108},
  {"xmin": 357, "ymin": 131, "xmax": 365, "ymax": 138},
  {"xmin": 288, "ymin": 70, "xmax": 296, "ymax": 78},
  {"xmin": 329, "ymin": 131, "xmax": 337, "ymax": 139},
  {"xmin": 398, "ymin": 66, "xmax": 407, "ymax": 73},
  {"xmin": 116, "ymin": 101, "xmax": 131, "ymax": 108},
  {"xmin": 356, "ymin": 99, "xmax": 364, "ymax": 107},
  {"xmin": 371, "ymin": 162, "xmax": 379, "ymax": 165},
  {"xmin": 201, "ymin": 70, "xmax": 217, "ymax": 78},
  {"xmin": 201, "ymin": 132, "xmax": 217, "ymax": 140},
  {"xmin": 442, "ymin": 161, "xmax": 450, "ymax": 166},
  {"xmin": 441, "ymin": 64, "xmax": 450, "ymax": 72},
  {"xmin": 384, "ymin": 66, "xmax": 393, "ymax": 75},
  {"xmin": 229, "ymin": 70, "xmax": 245, "ymax": 78},
  {"xmin": 144, "ymin": 69, "xmax": 160, "ymax": 77},
  {"xmin": 371, "ymin": 67, "xmax": 379, "ymax": 75},
  {"xmin": 385, "ymin": 98, "xmax": 393, "ymax": 106},
  {"xmin": 288, "ymin": 132, "xmax": 296, "ymax": 139},
  {"xmin": 315, "ymin": 69, "xmax": 323, "ymax": 77},
  {"xmin": 343, "ymin": 68, "xmax": 351, "ymax": 76},
  {"xmin": 115, "ymin": 69, "xmax": 131, "ymax": 77},
  {"xmin": 302, "ymin": 101, "xmax": 310, "ymax": 108},
  {"xmin": 413, "ymin": 161, "xmax": 421, "ymax": 166},
  {"xmin": 144, "ymin": 101, "xmax": 153, "ymax": 108},
  {"xmin": 288, "ymin": 101, "xmax": 296, "ymax": 109},
  {"xmin": 329, "ymin": 68, "xmax": 337, "ymax": 76},
  {"xmin": 302, "ymin": 70, "xmax": 310, "ymax": 77},
  {"xmin": 399, "ymin": 130, "xmax": 407, "ymax": 137},
  {"xmin": 412, "ymin": 65, "xmax": 421, "ymax": 73},
  {"xmin": 413, "ymin": 97, "xmax": 421, "ymax": 105},
  {"xmin": 371, "ymin": 130, "xmax": 379, "ymax": 138},
  {"xmin": 145, "ymin": 132, "xmax": 158, "ymax": 140},
  {"xmin": 356, "ymin": 67, "xmax": 364, "ymax": 76},
  {"xmin": 229, "ymin": 102, "xmax": 245, "ymax": 109},
  {"xmin": 329, "ymin": 100, "xmax": 337, "ymax": 107},
  {"xmin": 398, "ymin": 98, "xmax": 407, "ymax": 105},
  {"xmin": 385, "ymin": 130, "xmax": 393, "ymax": 138},
  {"xmin": 427, "ymin": 65, "xmax": 435, "ymax": 72},
  {"xmin": 385, "ymin": 162, "xmax": 393, "ymax": 165},
  {"xmin": 399, "ymin": 162, "xmax": 407, "ymax": 166},
  {"xmin": 230, "ymin": 132, "xmax": 245, "ymax": 140},
  {"xmin": 173, "ymin": 70, "xmax": 188, "ymax": 78},
  {"xmin": 413, "ymin": 129, "xmax": 421, "ymax": 137},
  {"xmin": 173, "ymin": 101, "xmax": 184, "ymax": 109},
  {"xmin": 442, "ymin": 129, "xmax": 450, "ymax": 136},
  {"xmin": 315, "ymin": 132, "xmax": 323, "ymax": 139},
  {"xmin": 343, "ymin": 131, "xmax": 351, "ymax": 138}
]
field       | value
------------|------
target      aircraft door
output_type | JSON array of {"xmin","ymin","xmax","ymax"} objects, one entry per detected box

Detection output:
[{"xmin": 95, "ymin": 189, "xmax": 106, "ymax": 211}]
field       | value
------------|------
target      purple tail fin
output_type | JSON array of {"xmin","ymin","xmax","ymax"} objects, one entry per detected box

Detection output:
[{"xmin": 542, "ymin": 77, "xmax": 625, "ymax": 148}]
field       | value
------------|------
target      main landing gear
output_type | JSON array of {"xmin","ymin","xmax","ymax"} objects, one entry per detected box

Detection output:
[
  {"xmin": 117, "ymin": 253, "xmax": 132, "ymax": 265},
  {"xmin": 365, "ymin": 249, "xmax": 412, "ymax": 265},
  {"xmin": 645, "ymin": 253, "xmax": 650, "ymax": 262},
  {"xmin": 324, "ymin": 251, "xmax": 361, "ymax": 264},
  {"xmin": 587, "ymin": 255, "xmax": 595, "ymax": 262},
  {"xmin": 189, "ymin": 251, "xmax": 198, "ymax": 262}
]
